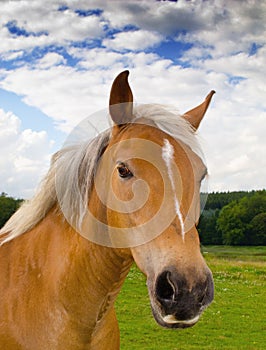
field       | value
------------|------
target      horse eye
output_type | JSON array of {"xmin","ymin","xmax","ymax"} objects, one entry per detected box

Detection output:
[{"xmin": 117, "ymin": 163, "xmax": 133, "ymax": 179}]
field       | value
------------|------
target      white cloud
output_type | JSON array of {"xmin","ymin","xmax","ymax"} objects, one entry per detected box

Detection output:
[
  {"xmin": 0, "ymin": 50, "xmax": 24, "ymax": 61},
  {"xmin": 101, "ymin": 0, "xmax": 204, "ymax": 34},
  {"xmin": 0, "ymin": 0, "xmax": 104, "ymax": 55},
  {"xmin": 36, "ymin": 52, "xmax": 67, "ymax": 68},
  {"xmin": 176, "ymin": 1, "xmax": 266, "ymax": 59},
  {"xmin": 103, "ymin": 30, "xmax": 163, "ymax": 51},
  {"xmin": 200, "ymin": 99, "xmax": 266, "ymax": 192},
  {"xmin": 69, "ymin": 47, "xmax": 126, "ymax": 69},
  {"xmin": 0, "ymin": 65, "xmax": 113, "ymax": 133},
  {"xmin": 0, "ymin": 109, "xmax": 54, "ymax": 198}
]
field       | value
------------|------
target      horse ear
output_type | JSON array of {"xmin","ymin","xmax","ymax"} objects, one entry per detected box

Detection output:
[
  {"xmin": 109, "ymin": 70, "xmax": 133, "ymax": 125},
  {"xmin": 183, "ymin": 90, "xmax": 215, "ymax": 130}
]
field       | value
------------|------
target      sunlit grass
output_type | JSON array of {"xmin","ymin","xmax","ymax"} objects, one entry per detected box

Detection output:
[{"xmin": 116, "ymin": 246, "xmax": 266, "ymax": 349}]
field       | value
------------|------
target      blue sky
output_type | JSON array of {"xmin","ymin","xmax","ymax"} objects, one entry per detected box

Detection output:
[{"xmin": 0, "ymin": 0, "xmax": 265, "ymax": 198}]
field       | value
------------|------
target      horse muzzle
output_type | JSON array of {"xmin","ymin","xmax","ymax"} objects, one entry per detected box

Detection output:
[{"xmin": 149, "ymin": 266, "xmax": 214, "ymax": 329}]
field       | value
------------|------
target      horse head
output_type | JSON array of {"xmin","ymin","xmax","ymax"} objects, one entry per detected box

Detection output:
[{"xmin": 89, "ymin": 71, "xmax": 215, "ymax": 329}]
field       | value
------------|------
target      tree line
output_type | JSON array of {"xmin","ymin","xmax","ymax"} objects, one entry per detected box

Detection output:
[
  {"xmin": 198, "ymin": 190, "xmax": 266, "ymax": 246},
  {"xmin": 0, "ymin": 190, "xmax": 265, "ymax": 246},
  {"xmin": 0, "ymin": 192, "xmax": 23, "ymax": 228}
]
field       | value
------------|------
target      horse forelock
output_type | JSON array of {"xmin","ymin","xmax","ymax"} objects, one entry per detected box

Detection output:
[{"xmin": 0, "ymin": 104, "xmax": 203, "ymax": 244}]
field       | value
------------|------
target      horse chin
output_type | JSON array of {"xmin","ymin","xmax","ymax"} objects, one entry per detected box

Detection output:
[
  {"xmin": 161, "ymin": 314, "xmax": 200, "ymax": 329},
  {"xmin": 150, "ymin": 301, "xmax": 201, "ymax": 329},
  {"xmin": 152, "ymin": 309, "xmax": 200, "ymax": 329}
]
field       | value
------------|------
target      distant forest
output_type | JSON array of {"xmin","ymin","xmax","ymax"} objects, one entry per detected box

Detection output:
[
  {"xmin": 0, "ymin": 192, "xmax": 23, "ymax": 229},
  {"xmin": 0, "ymin": 190, "xmax": 266, "ymax": 246},
  {"xmin": 198, "ymin": 190, "xmax": 266, "ymax": 246}
]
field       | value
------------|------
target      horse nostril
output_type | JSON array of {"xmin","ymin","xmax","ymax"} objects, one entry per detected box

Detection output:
[
  {"xmin": 201, "ymin": 272, "xmax": 214, "ymax": 306},
  {"xmin": 198, "ymin": 293, "xmax": 205, "ymax": 305},
  {"xmin": 156, "ymin": 271, "xmax": 177, "ymax": 303},
  {"xmin": 195, "ymin": 272, "xmax": 214, "ymax": 307}
]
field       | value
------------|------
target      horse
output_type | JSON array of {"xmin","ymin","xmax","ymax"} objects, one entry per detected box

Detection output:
[{"xmin": 0, "ymin": 71, "xmax": 215, "ymax": 350}]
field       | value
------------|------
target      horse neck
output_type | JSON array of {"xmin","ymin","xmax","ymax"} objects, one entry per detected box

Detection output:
[{"xmin": 25, "ymin": 208, "xmax": 133, "ymax": 331}]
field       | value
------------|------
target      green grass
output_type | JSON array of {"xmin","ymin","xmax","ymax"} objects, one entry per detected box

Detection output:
[{"xmin": 116, "ymin": 246, "xmax": 266, "ymax": 349}]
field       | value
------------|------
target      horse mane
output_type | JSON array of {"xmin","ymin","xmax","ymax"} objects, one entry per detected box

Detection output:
[
  {"xmin": 0, "ymin": 104, "xmax": 202, "ymax": 245},
  {"xmin": 0, "ymin": 130, "xmax": 111, "ymax": 245}
]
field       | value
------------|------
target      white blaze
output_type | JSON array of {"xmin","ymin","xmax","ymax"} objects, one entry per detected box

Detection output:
[{"xmin": 162, "ymin": 139, "xmax": 185, "ymax": 239}]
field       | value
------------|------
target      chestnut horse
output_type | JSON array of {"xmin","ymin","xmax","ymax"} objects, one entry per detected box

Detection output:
[{"xmin": 0, "ymin": 71, "xmax": 215, "ymax": 349}]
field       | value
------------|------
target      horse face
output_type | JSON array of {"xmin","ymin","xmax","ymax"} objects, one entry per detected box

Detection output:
[
  {"xmin": 106, "ymin": 123, "xmax": 214, "ymax": 328},
  {"xmin": 106, "ymin": 70, "xmax": 215, "ymax": 328}
]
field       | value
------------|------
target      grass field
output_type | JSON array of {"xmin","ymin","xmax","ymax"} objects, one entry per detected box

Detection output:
[{"xmin": 116, "ymin": 246, "xmax": 266, "ymax": 350}]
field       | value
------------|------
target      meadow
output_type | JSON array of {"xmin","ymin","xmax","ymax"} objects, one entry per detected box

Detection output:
[{"xmin": 116, "ymin": 246, "xmax": 266, "ymax": 350}]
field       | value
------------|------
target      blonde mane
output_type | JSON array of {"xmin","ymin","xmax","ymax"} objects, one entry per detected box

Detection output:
[{"xmin": 0, "ymin": 104, "xmax": 202, "ymax": 245}]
